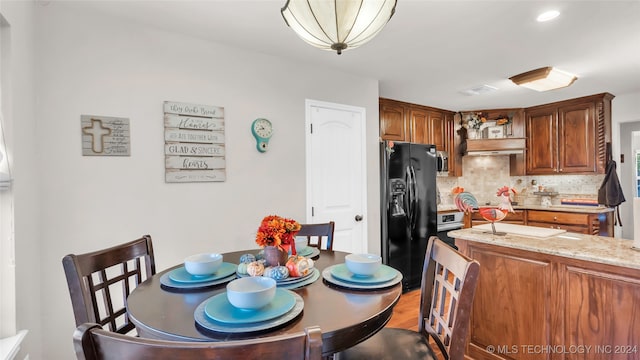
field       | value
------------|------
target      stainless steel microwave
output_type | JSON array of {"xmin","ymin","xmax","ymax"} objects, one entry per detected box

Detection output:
[{"xmin": 436, "ymin": 151, "xmax": 448, "ymax": 173}]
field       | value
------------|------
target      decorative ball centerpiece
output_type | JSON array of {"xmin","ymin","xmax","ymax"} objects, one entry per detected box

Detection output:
[
  {"xmin": 255, "ymin": 215, "xmax": 302, "ymax": 267},
  {"xmin": 285, "ymin": 255, "xmax": 314, "ymax": 277}
]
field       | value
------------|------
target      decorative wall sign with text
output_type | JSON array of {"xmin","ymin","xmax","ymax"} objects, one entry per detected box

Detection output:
[
  {"xmin": 81, "ymin": 115, "xmax": 130, "ymax": 156},
  {"xmin": 164, "ymin": 101, "xmax": 226, "ymax": 183}
]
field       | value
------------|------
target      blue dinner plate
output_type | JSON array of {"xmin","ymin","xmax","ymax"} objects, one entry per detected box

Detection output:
[
  {"xmin": 204, "ymin": 288, "xmax": 296, "ymax": 324},
  {"xmin": 169, "ymin": 262, "xmax": 237, "ymax": 283},
  {"xmin": 297, "ymin": 247, "xmax": 314, "ymax": 256},
  {"xmin": 330, "ymin": 263, "xmax": 398, "ymax": 284}
]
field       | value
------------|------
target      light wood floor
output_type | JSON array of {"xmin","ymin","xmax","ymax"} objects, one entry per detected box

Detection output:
[{"xmin": 386, "ymin": 289, "xmax": 420, "ymax": 331}]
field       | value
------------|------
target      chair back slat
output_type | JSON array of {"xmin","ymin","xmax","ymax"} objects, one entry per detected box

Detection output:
[
  {"xmin": 63, "ymin": 235, "xmax": 156, "ymax": 335},
  {"xmin": 419, "ymin": 236, "xmax": 480, "ymax": 360},
  {"xmin": 73, "ymin": 323, "xmax": 323, "ymax": 360},
  {"xmin": 297, "ymin": 222, "xmax": 335, "ymax": 251}
]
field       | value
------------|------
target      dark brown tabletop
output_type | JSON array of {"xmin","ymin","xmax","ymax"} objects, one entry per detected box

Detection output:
[{"xmin": 126, "ymin": 250, "xmax": 402, "ymax": 356}]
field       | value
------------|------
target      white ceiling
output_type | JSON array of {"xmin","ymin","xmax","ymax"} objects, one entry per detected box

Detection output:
[{"xmin": 60, "ymin": 0, "xmax": 640, "ymax": 111}]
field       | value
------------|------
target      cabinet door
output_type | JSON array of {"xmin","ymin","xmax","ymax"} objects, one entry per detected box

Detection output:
[
  {"xmin": 465, "ymin": 245, "xmax": 554, "ymax": 360},
  {"xmin": 427, "ymin": 111, "xmax": 446, "ymax": 151},
  {"xmin": 526, "ymin": 105, "xmax": 558, "ymax": 174},
  {"xmin": 380, "ymin": 102, "xmax": 407, "ymax": 141},
  {"xmin": 409, "ymin": 108, "xmax": 429, "ymax": 144},
  {"xmin": 564, "ymin": 265, "xmax": 640, "ymax": 356},
  {"xmin": 558, "ymin": 102, "xmax": 596, "ymax": 173}
]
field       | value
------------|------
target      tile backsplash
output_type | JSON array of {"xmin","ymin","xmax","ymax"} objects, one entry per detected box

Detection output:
[{"xmin": 436, "ymin": 155, "xmax": 605, "ymax": 206}]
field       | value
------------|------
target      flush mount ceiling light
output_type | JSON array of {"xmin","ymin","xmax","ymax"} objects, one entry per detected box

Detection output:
[
  {"xmin": 537, "ymin": 10, "xmax": 560, "ymax": 22},
  {"xmin": 509, "ymin": 66, "xmax": 577, "ymax": 92},
  {"xmin": 281, "ymin": 0, "xmax": 397, "ymax": 55}
]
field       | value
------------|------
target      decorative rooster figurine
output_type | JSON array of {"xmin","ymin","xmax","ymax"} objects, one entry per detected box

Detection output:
[{"xmin": 455, "ymin": 186, "xmax": 516, "ymax": 235}]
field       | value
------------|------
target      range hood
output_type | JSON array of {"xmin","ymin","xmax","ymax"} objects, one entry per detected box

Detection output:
[{"xmin": 465, "ymin": 138, "xmax": 526, "ymax": 156}]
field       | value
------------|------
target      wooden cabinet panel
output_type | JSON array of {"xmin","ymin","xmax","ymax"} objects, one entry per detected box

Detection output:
[
  {"xmin": 428, "ymin": 111, "xmax": 446, "ymax": 151},
  {"xmin": 379, "ymin": 98, "xmax": 455, "ymax": 175},
  {"xmin": 526, "ymin": 106, "xmax": 557, "ymax": 174},
  {"xmin": 525, "ymin": 93, "xmax": 613, "ymax": 175},
  {"xmin": 457, "ymin": 240, "xmax": 640, "ymax": 360},
  {"xmin": 380, "ymin": 101, "xmax": 407, "ymax": 141},
  {"xmin": 466, "ymin": 246, "xmax": 553, "ymax": 360},
  {"xmin": 558, "ymin": 102, "xmax": 596, "ymax": 173},
  {"xmin": 409, "ymin": 108, "xmax": 428, "ymax": 144},
  {"xmin": 564, "ymin": 265, "xmax": 640, "ymax": 360},
  {"xmin": 527, "ymin": 210, "xmax": 590, "ymax": 226}
]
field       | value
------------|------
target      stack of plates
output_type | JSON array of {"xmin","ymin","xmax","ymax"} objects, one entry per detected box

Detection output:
[
  {"xmin": 194, "ymin": 288, "xmax": 304, "ymax": 334},
  {"xmin": 237, "ymin": 268, "xmax": 321, "ymax": 290},
  {"xmin": 322, "ymin": 263, "xmax": 402, "ymax": 289},
  {"xmin": 297, "ymin": 247, "xmax": 320, "ymax": 258},
  {"xmin": 160, "ymin": 262, "xmax": 237, "ymax": 290}
]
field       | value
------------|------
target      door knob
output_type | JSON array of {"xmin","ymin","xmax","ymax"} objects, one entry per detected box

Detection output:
[{"xmin": 355, "ymin": 215, "xmax": 364, "ymax": 222}]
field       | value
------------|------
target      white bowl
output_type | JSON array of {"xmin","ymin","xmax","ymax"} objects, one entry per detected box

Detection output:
[
  {"xmin": 184, "ymin": 253, "xmax": 223, "ymax": 276},
  {"xmin": 226, "ymin": 277, "xmax": 276, "ymax": 310},
  {"xmin": 295, "ymin": 237, "xmax": 308, "ymax": 253},
  {"xmin": 345, "ymin": 253, "xmax": 382, "ymax": 276}
]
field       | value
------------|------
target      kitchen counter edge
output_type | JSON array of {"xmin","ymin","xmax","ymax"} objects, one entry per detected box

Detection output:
[
  {"xmin": 448, "ymin": 228, "xmax": 640, "ymax": 270},
  {"xmin": 437, "ymin": 204, "xmax": 613, "ymax": 214}
]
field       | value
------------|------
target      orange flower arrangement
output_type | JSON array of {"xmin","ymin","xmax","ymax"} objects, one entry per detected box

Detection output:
[{"xmin": 255, "ymin": 215, "xmax": 301, "ymax": 250}]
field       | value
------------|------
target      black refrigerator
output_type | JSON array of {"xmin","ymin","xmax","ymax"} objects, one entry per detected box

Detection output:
[{"xmin": 380, "ymin": 141, "xmax": 437, "ymax": 291}]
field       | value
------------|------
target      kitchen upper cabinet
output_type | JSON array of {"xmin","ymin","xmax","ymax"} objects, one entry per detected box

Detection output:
[
  {"xmin": 409, "ymin": 108, "xmax": 446, "ymax": 151},
  {"xmin": 380, "ymin": 98, "xmax": 453, "ymax": 145},
  {"xmin": 525, "ymin": 93, "xmax": 613, "ymax": 175},
  {"xmin": 379, "ymin": 100, "xmax": 407, "ymax": 141}
]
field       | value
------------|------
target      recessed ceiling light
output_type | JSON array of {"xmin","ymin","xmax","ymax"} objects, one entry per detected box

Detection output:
[{"xmin": 537, "ymin": 10, "xmax": 560, "ymax": 22}]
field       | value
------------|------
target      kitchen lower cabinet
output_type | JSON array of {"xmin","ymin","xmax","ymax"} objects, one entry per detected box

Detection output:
[
  {"xmin": 456, "ymin": 240, "xmax": 640, "ymax": 360},
  {"xmin": 527, "ymin": 210, "xmax": 612, "ymax": 236}
]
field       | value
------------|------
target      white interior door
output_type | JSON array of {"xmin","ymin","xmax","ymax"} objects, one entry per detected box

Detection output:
[{"xmin": 305, "ymin": 99, "xmax": 367, "ymax": 254}]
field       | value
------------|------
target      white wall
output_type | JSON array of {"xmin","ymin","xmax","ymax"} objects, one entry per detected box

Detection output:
[
  {"xmin": 0, "ymin": 1, "xmax": 41, "ymax": 359},
  {"xmin": 612, "ymin": 91, "xmax": 640, "ymax": 239},
  {"xmin": 31, "ymin": 3, "xmax": 380, "ymax": 359}
]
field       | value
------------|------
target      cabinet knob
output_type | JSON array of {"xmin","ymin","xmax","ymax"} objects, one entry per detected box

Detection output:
[
  {"xmin": 559, "ymin": 168, "xmax": 563, "ymax": 172},
  {"xmin": 553, "ymin": 216, "xmax": 558, "ymax": 221}
]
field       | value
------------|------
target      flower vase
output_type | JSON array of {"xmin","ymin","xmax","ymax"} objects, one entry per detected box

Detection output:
[{"xmin": 263, "ymin": 246, "xmax": 288, "ymax": 267}]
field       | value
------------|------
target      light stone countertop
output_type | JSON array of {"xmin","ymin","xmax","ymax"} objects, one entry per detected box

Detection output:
[
  {"xmin": 449, "ymin": 228, "xmax": 640, "ymax": 270},
  {"xmin": 437, "ymin": 204, "xmax": 613, "ymax": 214}
]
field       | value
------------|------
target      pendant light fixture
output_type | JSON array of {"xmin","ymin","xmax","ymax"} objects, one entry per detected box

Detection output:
[
  {"xmin": 281, "ymin": 0, "xmax": 397, "ymax": 55},
  {"xmin": 509, "ymin": 66, "xmax": 577, "ymax": 92}
]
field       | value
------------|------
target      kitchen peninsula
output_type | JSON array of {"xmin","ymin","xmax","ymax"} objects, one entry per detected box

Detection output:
[{"xmin": 449, "ymin": 227, "xmax": 640, "ymax": 360}]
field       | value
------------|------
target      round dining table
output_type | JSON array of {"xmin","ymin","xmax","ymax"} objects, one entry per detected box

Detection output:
[{"xmin": 126, "ymin": 250, "xmax": 402, "ymax": 357}]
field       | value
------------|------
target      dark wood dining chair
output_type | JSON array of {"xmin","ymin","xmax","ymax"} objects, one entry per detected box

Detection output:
[
  {"xmin": 297, "ymin": 221, "xmax": 335, "ymax": 251},
  {"xmin": 62, "ymin": 235, "xmax": 156, "ymax": 335},
  {"xmin": 337, "ymin": 236, "xmax": 480, "ymax": 360},
  {"xmin": 73, "ymin": 322, "xmax": 323, "ymax": 360}
]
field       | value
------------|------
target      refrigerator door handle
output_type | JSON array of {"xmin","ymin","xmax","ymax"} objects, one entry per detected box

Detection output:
[
  {"xmin": 409, "ymin": 165, "xmax": 418, "ymax": 231},
  {"xmin": 405, "ymin": 165, "xmax": 414, "ymax": 223}
]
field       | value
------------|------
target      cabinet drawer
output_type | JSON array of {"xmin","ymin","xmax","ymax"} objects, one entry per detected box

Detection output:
[
  {"xmin": 527, "ymin": 221, "xmax": 589, "ymax": 234},
  {"xmin": 527, "ymin": 210, "xmax": 589, "ymax": 225}
]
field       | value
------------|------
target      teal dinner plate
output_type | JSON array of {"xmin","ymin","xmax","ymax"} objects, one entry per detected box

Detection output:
[
  {"xmin": 204, "ymin": 288, "xmax": 296, "ymax": 324},
  {"xmin": 297, "ymin": 247, "xmax": 314, "ymax": 256},
  {"xmin": 330, "ymin": 263, "xmax": 398, "ymax": 284},
  {"xmin": 322, "ymin": 266, "xmax": 403, "ymax": 290},
  {"xmin": 169, "ymin": 262, "xmax": 237, "ymax": 283}
]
